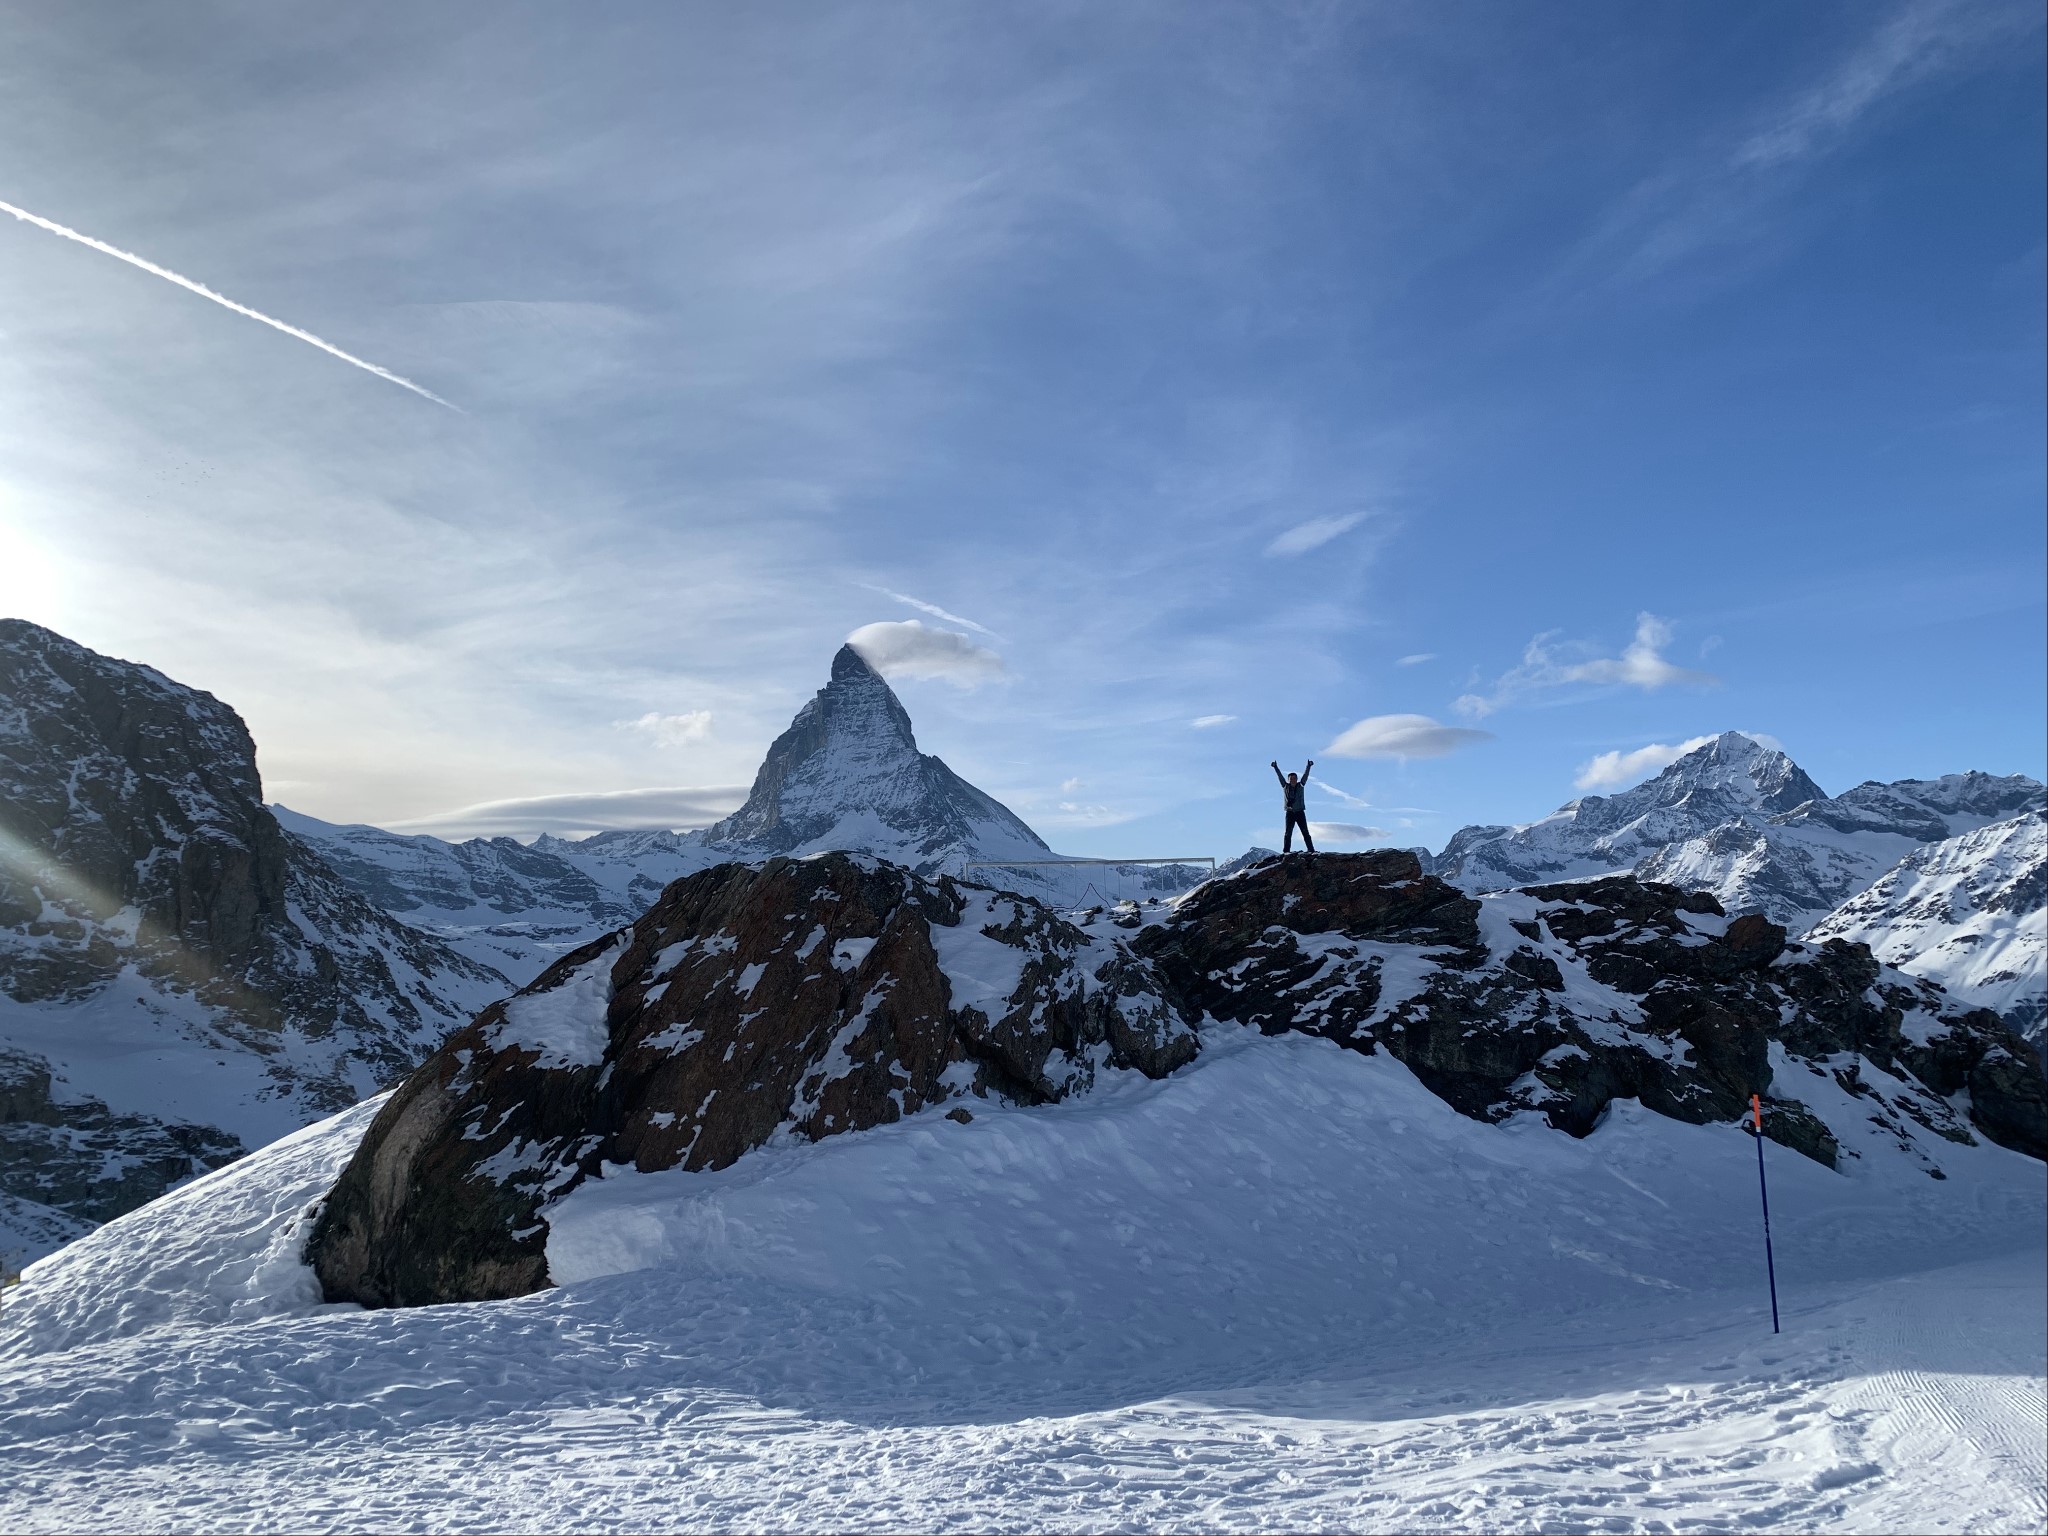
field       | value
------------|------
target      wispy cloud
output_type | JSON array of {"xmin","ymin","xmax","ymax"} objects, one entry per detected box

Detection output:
[
  {"xmin": 1734, "ymin": 0, "xmax": 2013, "ymax": 170},
  {"xmin": 859, "ymin": 584, "xmax": 999, "ymax": 637},
  {"xmin": 846, "ymin": 619, "xmax": 1004, "ymax": 686},
  {"xmin": 1456, "ymin": 613, "xmax": 1717, "ymax": 719},
  {"xmin": 0, "ymin": 198, "xmax": 459, "ymax": 409},
  {"xmin": 616, "ymin": 710, "xmax": 713, "ymax": 747},
  {"xmin": 1571, "ymin": 0, "xmax": 2040, "ymax": 286},
  {"xmin": 1396, "ymin": 653, "xmax": 1435, "ymax": 666},
  {"xmin": 1265, "ymin": 512, "xmax": 1366, "ymax": 557},
  {"xmin": 1191, "ymin": 713, "xmax": 1237, "ymax": 728},
  {"xmin": 1311, "ymin": 780, "xmax": 1378, "ymax": 809},
  {"xmin": 1326, "ymin": 713, "xmax": 1492, "ymax": 760}
]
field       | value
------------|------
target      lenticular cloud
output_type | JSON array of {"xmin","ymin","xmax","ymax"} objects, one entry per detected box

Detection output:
[
  {"xmin": 1325, "ymin": 713, "xmax": 1492, "ymax": 760},
  {"xmin": 846, "ymin": 620, "xmax": 1004, "ymax": 686},
  {"xmin": 0, "ymin": 198, "xmax": 458, "ymax": 409}
]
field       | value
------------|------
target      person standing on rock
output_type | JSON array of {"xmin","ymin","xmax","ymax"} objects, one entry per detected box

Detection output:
[{"xmin": 1272, "ymin": 759, "xmax": 1315, "ymax": 854}]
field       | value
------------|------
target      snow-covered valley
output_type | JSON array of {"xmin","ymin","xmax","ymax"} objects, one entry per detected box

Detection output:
[{"xmin": 4, "ymin": 1031, "xmax": 2042, "ymax": 1533}]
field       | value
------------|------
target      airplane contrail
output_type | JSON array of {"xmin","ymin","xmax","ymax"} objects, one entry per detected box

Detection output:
[{"xmin": 0, "ymin": 197, "xmax": 459, "ymax": 410}]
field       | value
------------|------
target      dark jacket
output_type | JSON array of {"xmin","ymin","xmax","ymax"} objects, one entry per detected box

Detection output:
[{"xmin": 1273, "ymin": 761, "xmax": 1311, "ymax": 815}]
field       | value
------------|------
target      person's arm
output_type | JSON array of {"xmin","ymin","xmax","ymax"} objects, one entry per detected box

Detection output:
[
  {"xmin": 1272, "ymin": 761, "xmax": 1286, "ymax": 786},
  {"xmin": 1302, "ymin": 760, "xmax": 1314, "ymax": 784}
]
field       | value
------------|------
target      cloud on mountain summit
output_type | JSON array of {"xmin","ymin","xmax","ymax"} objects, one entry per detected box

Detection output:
[
  {"xmin": 1574, "ymin": 736, "xmax": 1717, "ymax": 792},
  {"xmin": 847, "ymin": 620, "xmax": 1004, "ymax": 686},
  {"xmin": 1456, "ymin": 613, "xmax": 1718, "ymax": 719}
]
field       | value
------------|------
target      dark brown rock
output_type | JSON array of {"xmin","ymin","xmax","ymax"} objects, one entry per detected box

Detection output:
[
  {"xmin": 1137, "ymin": 853, "xmax": 2042, "ymax": 1163},
  {"xmin": 311, "ymin": 854, "xmax": 1197, "ymax": 1307}
]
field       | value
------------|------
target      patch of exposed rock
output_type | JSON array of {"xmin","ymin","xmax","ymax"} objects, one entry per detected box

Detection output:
[
  {"xmin": 310, "ymin": 853, "xmax": 1196, "ymax": 1306},
  {"xmin": 312, "ymin": 851, "xmax": 2046, "ymax": 1308}
]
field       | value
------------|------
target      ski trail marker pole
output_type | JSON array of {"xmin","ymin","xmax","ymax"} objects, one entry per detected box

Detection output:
[{"xmin": 1751, "ymin": 1093, "xmax": 1780, "ymax": 1334}]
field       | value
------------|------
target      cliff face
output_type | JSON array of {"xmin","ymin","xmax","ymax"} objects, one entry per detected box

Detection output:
[
  {"xmin": 0, "ymin": 621, "xmax": 508, "ymax": 1240},
  {"xmin": 311, "ymin": 850, "xmax": 2044, "ymax": 1309}
]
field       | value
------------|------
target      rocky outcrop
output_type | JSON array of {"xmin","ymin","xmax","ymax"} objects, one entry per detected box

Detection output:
[
  {"xmin": 310, "ymin": 853, "xmax": 1197, "ymax": 1306},
  {"xmin": 1135, "ymin": 854, "xmax": 2042, "ymax": 1165},
  {"xmin": 312, "ymin": 849, "xmax": 2045, "ymax": 1309},
  {"xmin": 0, "ymin": 621, "xmax": 509, "ymax": 1242}
]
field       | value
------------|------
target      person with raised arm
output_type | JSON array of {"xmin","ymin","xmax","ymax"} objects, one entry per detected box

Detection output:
[{"xmin": 1271, "ymin": 758, "xmax": 1315, "ymax": 854}]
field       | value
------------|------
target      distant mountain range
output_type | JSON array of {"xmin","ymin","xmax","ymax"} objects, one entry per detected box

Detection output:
[
  {"xmin": 3, "ymin": 622, "xmax": 2041, "ymax": 1260},
  {"xmin": 1420, "ymin": 731, "xmax": 2044, "ymax": 1052},
  {"xmin": 1428, "ymin": 732, "xmax": 2038, "ymax": 928}
]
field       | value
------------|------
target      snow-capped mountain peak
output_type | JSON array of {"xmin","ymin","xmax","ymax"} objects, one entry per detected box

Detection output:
[
  {"xmin": 1431, "ymin": 731, "xmax": 1823, "ymax": 892},
  {"xmin": 697, "ymin": 642, "xmax": 1050, "ymax": 871},
  {"xmin": 1654, "ymin": 730, "xmax": 1827, "ymax": 816}
]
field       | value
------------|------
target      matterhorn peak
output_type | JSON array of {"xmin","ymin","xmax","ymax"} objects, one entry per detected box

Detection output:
[{"xmin": 696, "ymin": 643, "xmax": 1049, "ymax": 870}]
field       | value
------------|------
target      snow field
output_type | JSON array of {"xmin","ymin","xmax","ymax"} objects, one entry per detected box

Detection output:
[{"xmin": 2, "ymin": 1031, "xmax": 2042, "ymax": 1532}]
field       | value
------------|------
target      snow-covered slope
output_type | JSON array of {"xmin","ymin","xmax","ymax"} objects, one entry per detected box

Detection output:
[
  {"xmin": 1431, "ymin": 732, "xmax": 2043, "ymax": 935},
  {"xmin": 0, "ymin": 622, "xmax": 508, "ymax": 1260},
  {"xmin": 4, "ymin": 1030, "xmax": 2042, "ymax": 1532},
  {"xmin": 1811, "ymin": 810, "xmax": 2046, "ymax": 1055}
]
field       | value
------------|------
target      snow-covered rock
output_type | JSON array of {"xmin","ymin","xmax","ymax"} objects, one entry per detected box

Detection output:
[
  {"xmin": 0, "ymin": 622, "xmax": 509, "ymax": 1256},
  {"xmin": 307, "ymin": 848, "xmax": 2042, "ymax": 1307},
  {"xmin": 1811, "ymin": 810, "xmax": 2046, "ymax": 1058},
  {"xmin": 5, "ymin": 1020, "xmax": 2043, "ymax": 1534},
  {"xmin": 310, "ymin": 851, "xmax": 1197, "ymax": 1306}
]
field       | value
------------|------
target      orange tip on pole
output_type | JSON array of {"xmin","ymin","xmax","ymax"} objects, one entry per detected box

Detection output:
[{"xmin": 1751, "ymin": 1093, "xmax": 1763, "ymax": 1130}]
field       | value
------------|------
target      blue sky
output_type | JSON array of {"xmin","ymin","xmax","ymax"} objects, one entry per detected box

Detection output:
[{"xmin": 1, "ymin": 0, "xmax": 2041, "ymax": 854}]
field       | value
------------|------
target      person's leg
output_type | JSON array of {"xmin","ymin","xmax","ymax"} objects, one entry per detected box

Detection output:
[
  {"xmin": 1283, "ymin": 814, "xmax": 1296, "ymax": 853},
  {"xmin": 1301, "ymin": 816, "xmax": 1315, "ymax": 854}
]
